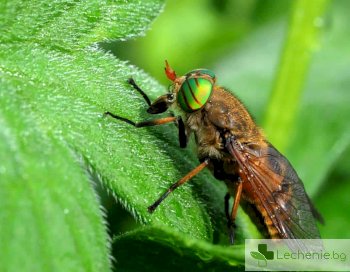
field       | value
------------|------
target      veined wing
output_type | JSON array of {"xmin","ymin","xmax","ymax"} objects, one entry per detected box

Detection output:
[{"xmin": 225, "ymin": 136, "xmax": 321, "ymax": 251}]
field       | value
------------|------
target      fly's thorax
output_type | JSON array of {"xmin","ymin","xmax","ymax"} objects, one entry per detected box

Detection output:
[
  {"xmin": 185, "ymin": 110, "xmax": 225, "ymax": 159},
  {"xmin": 172, "ymin": 70, "xmax": 216, "ymax": 113}
]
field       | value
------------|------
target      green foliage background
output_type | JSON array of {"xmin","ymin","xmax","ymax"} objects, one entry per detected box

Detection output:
[{"xmin": 1, "ymin": 0, "xmax": 349, "ymax": 271}]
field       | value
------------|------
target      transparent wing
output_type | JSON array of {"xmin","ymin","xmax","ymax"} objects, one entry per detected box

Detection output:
[{"xmin": 225, "ymin": 137, "xmax": 321, "ymax": 251}]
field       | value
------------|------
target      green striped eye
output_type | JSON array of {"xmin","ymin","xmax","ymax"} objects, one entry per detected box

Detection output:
[
  {"xmin": 177, "ymin": 75, "xmax": 214, "ymax": 113},
  {"xmin": 186, "ymin": 69, "xmax": 216, "ymax": 81}
]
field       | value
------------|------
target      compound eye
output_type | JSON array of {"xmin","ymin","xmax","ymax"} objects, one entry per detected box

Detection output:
[
  {"xmin": 177, "ymin": 78, "xmax": 213, "ymax": 113},
  {"xmin": 185, "ymin": 69, "xmax": 216, "ymax": 81},
  {"xmin": 167, "ymin": 93, "xmax": 175, "ymax": 102}
]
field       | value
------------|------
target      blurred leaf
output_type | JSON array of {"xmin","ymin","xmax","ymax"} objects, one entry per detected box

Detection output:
[
  {"xmin": 107, "ymin": 0, "xmax": 292, "ymax": 84},
  {"xmin": 314, "ymin": 146, "xmax": 350, "ymax": 238},
  {"xmin": 114, "ymin": 226, "xmax": 245, "ymax": 271},
  {"xmin": 264, "ymin": 0, "xmax": 330, "ymax": 152},
  {"xmin": 287, "ymin": 0, "xmax": 350, "ymax": 196}
]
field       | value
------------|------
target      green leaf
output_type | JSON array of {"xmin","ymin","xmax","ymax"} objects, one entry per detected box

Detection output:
[
  {"xmin": 0, "ymin": 0, "xmax": 165, "ymax": 271},
  {"xmin": 114, "ymin": 226, "xmax": 245, "ymax": 271},
  {"xmin": 0, "ymin": 0, "xmax": 164, "ymax": 50},
  {"xmin": 0, "ymin": 94, "xmax": 110, "ymax": 271},
  {"xmin": 250, "ymin": 251, "xmax": 266, "ymax": 261},
  {"xmin": 314, "ymin": 149, "xmax": 350, "ymax": 238}
]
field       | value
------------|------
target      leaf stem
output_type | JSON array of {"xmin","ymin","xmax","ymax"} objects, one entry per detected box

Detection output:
[{"xmin": 263, "ymin": 0, "xmax": 330, "ymax": 152}]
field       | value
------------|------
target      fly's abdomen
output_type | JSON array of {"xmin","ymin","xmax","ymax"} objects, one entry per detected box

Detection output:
[{"xmin": 240, "ymin": 196, "xmax": 281, "ymax": 239}]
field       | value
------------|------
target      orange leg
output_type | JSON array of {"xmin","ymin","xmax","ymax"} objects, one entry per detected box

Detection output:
[
  {"xmin": 228, "ymin": 180, "xmax": 243, "ymax": 244},
  {"xmin": 148, "ymin": 159, "xmax": 209, "ymax": 213}
]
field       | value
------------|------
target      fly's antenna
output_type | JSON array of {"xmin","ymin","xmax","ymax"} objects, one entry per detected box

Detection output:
[{"xmin": 165, "ymin": 60, "xmax": 177, "ymax": 81}]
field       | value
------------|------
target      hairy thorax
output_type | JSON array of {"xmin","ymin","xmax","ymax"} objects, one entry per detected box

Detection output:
[
  {"xmin": 184, "ymin": 87, "xmax": 263, "ymax": 161},
  {"xmin": 186, "ymin": 110, "xmax": 224, "ymax": 159}
]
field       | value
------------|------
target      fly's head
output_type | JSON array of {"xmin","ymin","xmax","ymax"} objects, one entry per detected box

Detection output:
[
  {"xmin": 147, "ymin": 61, "xmax": 216, "ymax": 114},
  {"xmin": 165, "ymin": 61, "xmax": 216, "ymax": 113}
]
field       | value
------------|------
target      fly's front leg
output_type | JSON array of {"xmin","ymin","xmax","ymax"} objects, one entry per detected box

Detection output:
[
  {"xmin": 105, "ymin": 78, "xmax": 175, "ymax": 127},
  {"xmin": 177, "ymin": 117, "xmax": 188, "ymax": 148},
  {"xmin": 105, "ymin": 78, "xmax": 188, "ymax": 146},
  {"xmin": 127, "ymin": 78, "xmax": 151, "ymax": 106},
  {"xmin": 105, "ymin": 78, "xmax": 174, "ymax": 125},
  {"xmin": 104, "ymin": 111, "xmax": 177, "ymax": 128}
]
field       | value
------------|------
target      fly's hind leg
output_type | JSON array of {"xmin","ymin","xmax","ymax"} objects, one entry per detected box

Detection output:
[
  {"xmin": 224, "ymin": 192, "xmax": 235, "ymax": 244},
  {"xmin": 148, "ymin": 158, "xmax": 209, "ymax": 213},
  {"xmin": 225, "ymin": 178, "xmax": 243, "ymax": 245}
]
